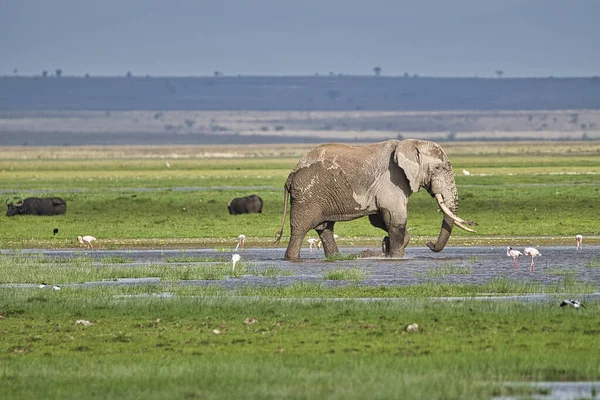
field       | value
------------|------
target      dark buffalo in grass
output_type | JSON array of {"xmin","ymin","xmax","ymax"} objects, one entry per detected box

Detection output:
[
  {"xmin": 6, "ymin": 197, "xmax": 67, "ymax": 216},
  {"xmin": 228, "ymin": 194, "xmax": 263, "ymax": 215}
]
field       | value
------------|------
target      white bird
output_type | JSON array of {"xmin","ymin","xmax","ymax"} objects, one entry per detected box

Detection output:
[
  {"xmin": 165, "ymin": 161, "xmax": 171, "ymax": 168},
  {"xmin": 576, "ymin": 234, "xmax": 583, "ymax": 250},
  {"xmin": 52, "ymin": 285, "xmax": 61, "ymax": 291},
  {"xmin": 523, "ymin": 247, "xmax": 541, "ymax": 272},
  {"xmin": 560, "ymin": 299, "xmax": 586, "ymax": 309},
  {"xmin": 307, "ymin": 238, "xmax": 319, "ymax": 252},
  {"xmin": 506, "ymin": 247, "xmax": 522, "ymax": 271},
  {"xmin": 234, "ymin": 234, "xmax": 246, "ymax": 251},
  {"xmin": 77, "ymin": 235, "xmax": 96, "ymax": 250},
  {"xmin": 38, "ymin": 282, "xmax": 47, "ymax": 289},
  {"xmin": 462, "ymin": 169, "xmax": 471, "ymax": 176},
  {"xmin": 231, "ymin": 253, "xmax": 241, "ymax": 272}
]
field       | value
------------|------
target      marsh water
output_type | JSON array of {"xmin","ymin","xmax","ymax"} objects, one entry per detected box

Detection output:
[{"xmin": 3, "ymin": 245, "xmax": 600, "ymax": 292}]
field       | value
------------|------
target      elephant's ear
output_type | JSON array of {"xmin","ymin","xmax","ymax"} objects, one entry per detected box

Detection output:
[{"xmin": 394, "ymin": 140, "xmax": 422, "ymax": 193}]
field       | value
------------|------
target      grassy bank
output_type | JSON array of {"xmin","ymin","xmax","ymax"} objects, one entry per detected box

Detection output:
[{"xmin": 1, "ymin": 289, "xmax": 599, "ymax": 399}]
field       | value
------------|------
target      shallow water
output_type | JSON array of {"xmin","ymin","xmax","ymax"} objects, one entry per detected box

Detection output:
[{"xmin": 2, "ymin": 245, "xmax": 599, "ymax": 292}]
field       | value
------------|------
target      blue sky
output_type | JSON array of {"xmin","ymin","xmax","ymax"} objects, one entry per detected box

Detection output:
[{"xmin": 1, "ymin": 0, "xmax": 598, "ymax": 77}]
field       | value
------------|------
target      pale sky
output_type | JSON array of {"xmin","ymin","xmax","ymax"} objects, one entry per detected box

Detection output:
[{"xmin": 1, "ymin": 0, "xmax": 598, "ymax": 77}]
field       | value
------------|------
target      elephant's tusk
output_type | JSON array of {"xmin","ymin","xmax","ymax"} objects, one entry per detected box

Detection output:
[
  {"xmin": 434, "ymin": 193, "xmax": 478, "ymax": 230},
  {"xmin": 454, "ymin": 219, "xmax": 477, "ymax": 233}
]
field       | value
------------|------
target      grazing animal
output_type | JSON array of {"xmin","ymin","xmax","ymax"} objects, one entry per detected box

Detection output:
[
  {"xmin": 235, "ymin": 234, "xmax": 246, "ymax": 251},
  {"xmin": 77, "ymin": 235, "xmax": 97, "ymax": 250},
  {"xmin": 576, "ymin": 234, "xmax": 583, "ymax": 250},
  {"xmin": 506, "ymin": 247, "xmax": 522, "ymax": 271},
  {"xmin": 228, "ymin": 194, "xmax": 263, "ymax": 215},
  {"xmin": 231, "ymin": 254, "xmax": 241, "ymax": 271},
  {"xmin": 53, "ymin": 228, "xmax": 59, "ymax": 236},
  {"xmin": 6, "ymin": 197, "xmax": 66, "ymax": 216},
  {"xmin": 523, "ymin": 247, "xmax": 541, "ymax": 272},
  {"xmin": 307, "ymin": 238, "xmax": 319, "ymax": 252},
  {"xmin": 560, "ymin": 299, "xmax": 586, "ymax": 309}
]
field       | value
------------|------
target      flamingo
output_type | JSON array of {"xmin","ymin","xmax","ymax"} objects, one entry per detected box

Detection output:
[
  {"xmin": 77, "ymin": 235, "xmax": 96, "ymax": 250},
  {"xmin": 523, "ymin": 247, "xmax": 541, "ymax": 272},
  {"xmin": 231, "ymin": 254, "xmax": 241, "ymax": 272},
  {"xmin": 560, "ymin": 299, "xmax": 586, "ymax": 309},
  {"xmin": 576, "ymin": 234, "xmax": 583, "ymax": 250},
  {"xmin": 307, "ymin": 238, "xmax": 319, "ymax": 252},
  {"xmin": 234, "ymin": 234, "xmax": 246, "ymax": 251},
  {"xmin": 506, "ymin": 247, "xmax": 522, "ymax": 271}
]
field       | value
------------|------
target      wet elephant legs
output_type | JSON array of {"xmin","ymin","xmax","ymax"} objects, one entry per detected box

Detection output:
[
  {"xmin": 315, "ymin": 221, "xmax": 338, "ymax": 257},
  {"xmin": 369, "ymin": 210, "xmax": 410, "ymax": 257}
]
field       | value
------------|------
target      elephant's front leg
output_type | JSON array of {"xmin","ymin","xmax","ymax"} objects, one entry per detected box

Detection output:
[
  {"xmin": 387, "ymin": 223, "xmax": 408, "ymax": 257},
  {"xmin": 315, "ymin": 221, "xmax": 339, "ymax": 257}
]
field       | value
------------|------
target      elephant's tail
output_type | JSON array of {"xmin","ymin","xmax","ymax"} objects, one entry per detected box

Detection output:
[{"xmin": 274, "ymin": 175, "xmax": 292, "ymax": 245}]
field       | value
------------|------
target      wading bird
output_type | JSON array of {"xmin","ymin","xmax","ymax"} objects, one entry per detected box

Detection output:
[
  {"xmin": 53, "ymin": 228, "xmax": 59, "ymax": 236},
  {"xmin": 234, "ymin": 234, "xmax": 246, "ymax": 251},
  {"xmin": 523, "ymin": 247, "xmax": 541, "ymax": 272},
  {"xmin": 462, "ymin": 169, "xmax": 471, "ymax": 176},
  {"xmin": 576, "ymin": 234, "xmax": 583, "ymax": 250},
  {"xmin": 560, "ymin": 299, "xmax": 586, "ymax": 309},
  {"xmin": 231, "ymin": 254, "xmax": 241, "ymax": 272},
  {"xmin": 38, "ymin": 282, "xmax": 47, "ymax": 289},
  {"xmin": 77, "ymin": 235, "xmax": 97, "ymax": 250},
  {"xmin": 307, "ymin": 238, "xmax": 319, "ymax": 252},
  {"xmin": 52, "ymin": 285, "xmax": 61, "ymax": 291},
  {"xmin": 506, "ymin": 247, "xmax": 522, "ymax": 271}
]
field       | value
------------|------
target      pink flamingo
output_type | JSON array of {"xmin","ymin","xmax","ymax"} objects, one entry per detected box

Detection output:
[
  {"xmin": 506, "ymin": 247, "xmax": 522, "ymax": 271},
  {"xmin": 576, "ymin": 235, "xmax": 583, "ymax": 250},
  {"xmin": 523, "ymin": 247, "xmax": 541, "ymax": 272}
]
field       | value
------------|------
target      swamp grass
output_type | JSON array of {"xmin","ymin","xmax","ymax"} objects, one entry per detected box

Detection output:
[{"xmin": 1, "ymin": 288, "xmax": 600, "ymax": 399}]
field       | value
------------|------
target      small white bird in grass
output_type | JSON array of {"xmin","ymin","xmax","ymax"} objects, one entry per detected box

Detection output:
[
  {"xmin": 52, "ymin": 285, "xmax": 61, "ymax": 291},
  {"xmin": 462, "ymin": 169, "xmax": 471, "ymax": 176},
  {"xmin": 307, "ymin": 238, "xmax": 319, "ymax": 252},
  {"xmin": 165, "ymin": 161, "xmax": 171, "ymax": 168},
  {"xmin": 38, "ymin": 282, "xmax": 47, "ymax": 289},
  {"xmin": 523, "ymin": 247, "xmax": 541, "ymax": 272},
  {"xmin": 560, "ymin": 299, "xmax": 586, "ymax": 309},
  {"xmin": 234, "ymin": 234, "xmax": 246, "ymax": 251},
  {"xmin": 576, "ymin": 234, "xmax": 583, "ymax": 250},
  {"xmin": 506, "ymin": 247, "xmax": 522, "ymax": 271},
  {"xmin": 77, "ymin": 235, "xmax": 96, "ymax": 250},
  {"xmin": 231, "ymin": 254, "xmax": 241, "ymax": 272}
]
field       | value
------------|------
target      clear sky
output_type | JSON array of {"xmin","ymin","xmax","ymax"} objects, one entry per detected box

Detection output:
[{"xmin": 1, "ymin": 0, "xmax": 598, "ymax": 78}]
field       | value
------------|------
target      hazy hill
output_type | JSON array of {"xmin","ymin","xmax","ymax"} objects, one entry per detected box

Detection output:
[{"xmin": 1, "ymin": 76, "xmax": 599, "ymax": 111}]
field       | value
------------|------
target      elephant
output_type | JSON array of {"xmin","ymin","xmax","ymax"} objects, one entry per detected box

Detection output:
[{"xmin": 275, "ymin": 139, "xmax": 476, "ymax": 260}]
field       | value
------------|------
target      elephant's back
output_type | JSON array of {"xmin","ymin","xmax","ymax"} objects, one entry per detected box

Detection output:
[{"xmin": 293, "ymin": 141, "xmax": 394, "ymax": 172}]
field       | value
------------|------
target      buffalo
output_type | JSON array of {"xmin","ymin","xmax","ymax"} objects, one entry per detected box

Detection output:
[
  {"xmin": 6, "ymin": 197, "xmax": 67, "ymax": 216},
  {"xmin": 228, "ymin": 194, "xmax": 263, "ymax": 215}
]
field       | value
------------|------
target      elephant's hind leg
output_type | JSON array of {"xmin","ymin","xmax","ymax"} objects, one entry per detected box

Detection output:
[{"xmin": 315, "ymin": 221, "xmax": 339, "ymax": 257}]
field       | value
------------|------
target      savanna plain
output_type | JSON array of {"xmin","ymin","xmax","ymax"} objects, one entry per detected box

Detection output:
[{"xmin": 1, "ymin": 141, "xmax": 600, "ymax": 399}]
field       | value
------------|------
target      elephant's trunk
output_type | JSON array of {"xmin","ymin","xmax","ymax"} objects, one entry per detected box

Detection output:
[{"xmin": 427, "ymin": 189, "xmax": 460, "ymax": 252}]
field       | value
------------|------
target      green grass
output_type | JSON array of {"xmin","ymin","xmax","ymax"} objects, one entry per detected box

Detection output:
[
  {"xmin": 323, "ymin": 267, "xmax": 367, "ymax": 282},
  {"xmin": 1, "ymin": 288, "xmax": 600, "ymax": 399},
  {"xmin": 586, "ymin": 257, "xmax": 600, "ymax": 268},
  {"xmin": 421, "ymin": 263, "xmax": 473, "ymax": 278}
]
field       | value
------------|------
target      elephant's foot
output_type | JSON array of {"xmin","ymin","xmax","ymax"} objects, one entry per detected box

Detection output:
[{"xmin": 382, "ymin": 236, "xmax": 390, "ymax": 255}]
